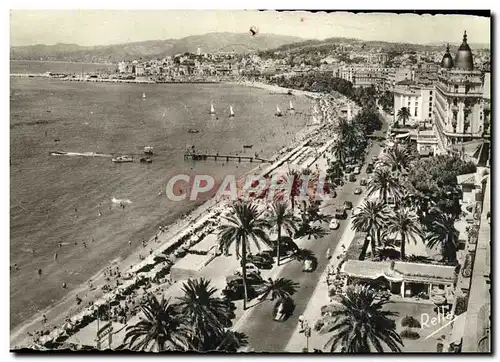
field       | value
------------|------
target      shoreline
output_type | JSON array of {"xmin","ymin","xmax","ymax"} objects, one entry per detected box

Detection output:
[{"xmin": 10, "ymin": 85, "xmax": 326, "ymax": 348}]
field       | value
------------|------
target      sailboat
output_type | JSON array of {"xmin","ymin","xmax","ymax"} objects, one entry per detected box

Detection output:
[
  {"xmin": 229, "ymin": 106, "xmax": 235, "ymax": 117},
  {"xmin": 275, "ymin": 105, "xmax": 282, "ymax": 117},
  {"xmin": 210, "ymin": 103, "xmax": 216, "ymax": 115},
  {"xmin": 289, "ymin": 100, "xmax": 294, "ymax": 111},
  {"xmin": 142, "ymin": 92, "xmax": 146, "ymax": 99}
]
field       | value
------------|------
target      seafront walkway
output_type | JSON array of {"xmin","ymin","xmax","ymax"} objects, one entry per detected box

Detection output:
[{"xmin": 234, "ymin": 125, "xmax": 388, "ymax": 352}]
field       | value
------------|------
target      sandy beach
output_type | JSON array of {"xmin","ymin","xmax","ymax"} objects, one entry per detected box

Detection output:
[{"xmin": 10, "ymin": 80, "xmax": 330, "ymax": 349}]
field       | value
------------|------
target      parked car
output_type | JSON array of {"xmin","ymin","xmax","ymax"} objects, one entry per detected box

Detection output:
[
  {"xmin": 247, "ymin": 252, "xmax": 274, "ymax": 270},
  {"xmin": 348, "ymin": 174, "xmax": 356, "ymax": 182},
  {"xmin": 353, "ymin": 166, "xmax": 361, "ymax": 175},
  {"xmin": 354, "ymin": 187, "xmax": 362, "ymax": 195},
  {"xmin": 302, "ymin": 258, "xmax": 317, "ymax": 272},
  {"xmin": 366, "ymin": 165, "xmax": 374, "ymax": 174},
  {"xmin": 233, "ymin": 263, "xmax": 261, "ymax": 277},
  {"xmin": 329, "ymin": 219, "xmax": 340, "ymax": 230},
  {"xmin": 223, "ymin": 275, "xmax": 261, "ymax": 301},
  {"xmin": 360, "ymin": 178, "xmax": 367, "ymax": 186},
  {"xmin": 344, "ymin": 201, "xmax": 353, "ymax": 210}
]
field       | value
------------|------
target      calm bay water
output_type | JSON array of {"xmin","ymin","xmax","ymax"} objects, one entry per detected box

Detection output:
[{"xmin": 10, "ymin": 64, "xmax": 312, "ymax": 329}]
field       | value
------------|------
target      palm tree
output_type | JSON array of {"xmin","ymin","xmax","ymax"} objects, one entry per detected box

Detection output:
[
  {"xmin": 256, "ymin": 277, "xmax": 299, "ymax": 301},
  {"xmin": 352, "ymin": 200, "xmax": 391, "ymax": 260},
  {"xmin": 124, "ymin": 296, "xmax": 192, "ymax": 352},
  {"xmin": 331, "ymin": 139, "xmax": 347, "ymax": 167},
  {"xmin": 218, "ymin": 200, "xmax": 271, "ymax": 310},
  {"xmin": 367, "ymin": 167, "xmax": 402, "ymax": 205},
  {"xmin": 176, "ymin": 278, "xmax": 234, "ymax": 350},
  {"xmin": 385, "ymin": 208, "xmax": 423, "ymax": 261},
  {"xmin": 283, "ymin": 169, "xmax": 303, "ymax": 211},
  {"xmin": 383, "ymin": 144, "xmax": 414, "ymax": 175},
  {"xmin": 211, "ymin": 330, "xmax": 249, "ymax": 352},
  {"xmin": 327, "ymin": 161, "xmax": 344, "ymax": 185},
  {"xmin": 319, "ymin": 285, "xmax": 403, "ymax": 352},
  {"xmin": 267, "ymin": 201, "xmax": 299, "ymax": 266},
  {"xmin": 426, "ymin": 213, "xmax": 460, "ymax": 264},
  {"xmin": 397, "ymin": 107, "xmax": 411, "ymax": 127}
]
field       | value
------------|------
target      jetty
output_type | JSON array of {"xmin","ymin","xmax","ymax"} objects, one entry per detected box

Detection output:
[{"xmin": 184, "ymin": 151, "xmax": 272, "ymax": 163}]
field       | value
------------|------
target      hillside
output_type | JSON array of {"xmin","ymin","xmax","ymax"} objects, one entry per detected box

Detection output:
[{"xmin": 10, "ymin": 32, "xmax": 304, "ymax": 64}]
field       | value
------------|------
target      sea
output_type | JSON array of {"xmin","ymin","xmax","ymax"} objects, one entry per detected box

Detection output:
[{"xmin": 9, "ymin": 61, "xmax": 312, "ymax": 329}]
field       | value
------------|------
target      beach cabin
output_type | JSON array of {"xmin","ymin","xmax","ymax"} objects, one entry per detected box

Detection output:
[{"xmin": 340, "ymin": 260, "xmax": 457, "ymax": 304}]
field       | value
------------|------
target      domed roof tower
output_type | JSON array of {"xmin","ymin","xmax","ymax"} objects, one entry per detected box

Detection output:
[
  {"xmin": 440, "ymin": 43, "xmax": 454, "ymax": 69},
  {"xmin": 454, "ymin": 31, "xmax": 474, "ymax": 70}
]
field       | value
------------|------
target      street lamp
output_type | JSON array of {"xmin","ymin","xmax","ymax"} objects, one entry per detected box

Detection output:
[{"xmin": 302, "ymin": 320, "xmax": 312, "ymax": 352}]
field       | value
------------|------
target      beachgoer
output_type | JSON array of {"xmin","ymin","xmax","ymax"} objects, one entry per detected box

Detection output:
[
  {"xmin": 42, "ymin": 314, "xmax": 47, "ymax": 324},
  {"xmin": 74, "ymin": 241, "xmax": 78, "ymax": 246},
  {"xmin": 128, "ymin": 240, "xmax": 132, "ymax": 246},
  {"xmin": 54, "ymin": 252, "xmax": 58, "ymax": 261},
  {"xmin": 37, "ymin": 268, "xmax": 42, "ymax": 277},
  {"xmin": 326, "ymin": 248, "xmax": 331, "ymax": 259},
  {"xmin": 58, "ymin": 242, "xmax": 62, "ymax": 248},
  {"xmin": 91, "ymin": 237, "xmax": 95, "ymax": 243},
  {"xmin": 83, "ymin": 242, "xmax": 87, "ymax": 248},
  {"xmin": 62, "ymin": 282, "xmax": 67, "ymax": 289}
]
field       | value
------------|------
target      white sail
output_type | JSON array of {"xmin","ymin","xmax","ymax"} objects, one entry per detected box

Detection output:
[
  {"xmin": 229, "ymin": 106, "xmax": 234, "ymax": 116},
  {"xmin": 210, "ymin": 103, "xmax": 215, "ymax": 114},
  {"xmin": 142, "ymin": 92, "xmax": 146, "ymax": 99},
  {"xmin": 289, "ymin": 100, "xmax": 294, "ymax": 110}
]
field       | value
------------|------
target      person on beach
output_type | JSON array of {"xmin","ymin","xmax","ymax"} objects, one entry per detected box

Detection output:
[
  {"xmin": 58, "ymin": 242, "xmax": 62, "ymax": 248},
  {"xmin": 37, "ymin": 268, "xmax": 42, "ymax": 277},
  {"xmin": 14, "ymin": 263, "xmax": 18, "ymax": 271},
  {"xmin": 42, "ymin": 314, "xmax": 47, "ymax": 324},
  {"xmin": 83, "ymin": 242, "xmax": 87, "ymax": 248},
  {"xmin": 62, "ymin": 282, "xmax": 67, "ymax": 289},
  {"xmin": 54, "ymin": 252, "xmax": 58, "ymax": 261},
  {"xmin": 326, "ymin": 248, "xmax": 331, "ymax": 259},
  {"xmin": 128, "ymin": 240, "xmax": 132, "ymax": 246},
  {"xmin": 142, "ymin": 238, "xmax": 146, "ymax": 248}
]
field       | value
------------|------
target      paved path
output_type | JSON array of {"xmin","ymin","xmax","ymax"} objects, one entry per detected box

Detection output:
[{"xmin": 235, "ymin": 121, "xmax": 388, "ymax": 352}]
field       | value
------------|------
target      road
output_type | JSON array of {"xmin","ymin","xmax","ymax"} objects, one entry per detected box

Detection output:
[{"xmin": 236, "ymin": 117, "xmax": 389, "ymax": 352}]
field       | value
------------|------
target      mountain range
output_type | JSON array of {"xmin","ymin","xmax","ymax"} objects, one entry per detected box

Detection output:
[
  {"xmin": 10, "ymin": 32, "xmax": 490, "ymax": 64},
  {"xmin": 10, "ymin": 32, "xmax": 304, "ymax": 64}
]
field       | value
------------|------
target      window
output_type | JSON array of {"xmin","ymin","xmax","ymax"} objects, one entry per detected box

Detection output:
[
  {"xmin": 430, "ymin": 90, "xmax": 433, "ymax": 95},
  {"xmin": 429, "ymin": 112, "xmax": 432, "ymax": 118},
  {"xmin": 415, "ymin": 103, "xmax": 418, "ymax": 117},
  {"xmin": 430, "ymin": 96, "xmax": 433, "ymax": 102}
]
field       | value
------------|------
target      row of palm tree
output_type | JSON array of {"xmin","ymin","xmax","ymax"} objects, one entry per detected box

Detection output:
[
  {"xmin": 351, "ymin": 143, "xmax": 461, "ymax": 264},
  {"xmin": 124, "ymin": 278, "xmax": 240, "ymax": 352}
]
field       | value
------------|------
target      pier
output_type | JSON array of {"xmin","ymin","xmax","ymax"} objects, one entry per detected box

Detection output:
[{"xmin": 184, "ymin": 152, "xmax": 272, "ymax": 163}]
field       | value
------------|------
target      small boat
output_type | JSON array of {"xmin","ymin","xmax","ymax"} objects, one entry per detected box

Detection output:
[
  {"xmin": 275, "ymin": 106, "xmax": 282, "ymax": 117},
  {"xmin": 287, "ymin": 89, "xmax": 293, "ymax": 96},
  {"xmin": 140, "ymin": 157, "xmax": 152, "ymax": 163},
  {"xmin": 289, "ymin": 100, "xmax": 294, "ymax": 110},
  {"xmin": 112, "ymin": 155, "xmax": 133, "ymax": 163},
  {"xmin": 50, "ymin": 151, "xmax": 66, "ymax": 156},
  {"xmin": 144, "ymin": 146, "xmax": 154, "ymax": 155},
  {"xmin": 229, "ymin": 106, "xmax": 235, "ymax": 117},
  {"xmin": 210, "ymin": 103, "xmax": 216, "ymax": 115},
  {"xmin": 243, "ymin": 145, "xmax": 253, "ymax": 149},
  {"xmin": 142, "ymin": 92, "xmax": 146, "ymax": 99},
  {"xmin": 188, "ymin": 128, "xmax": 200, "ymax": 134}
]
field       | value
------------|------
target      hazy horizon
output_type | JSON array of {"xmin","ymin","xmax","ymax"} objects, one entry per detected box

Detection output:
[{"xmin": 10, "ymin": 10, "xmax": 490, "ymax": 47}]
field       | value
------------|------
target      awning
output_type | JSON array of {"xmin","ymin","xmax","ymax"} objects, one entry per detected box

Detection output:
[
  {"xmin": 396, "ymin": 133, "xmax": 411, "ymax": 139},
  {"xmin": 450, "ymin": 312, "xmax": 468, "ymax": 344}
]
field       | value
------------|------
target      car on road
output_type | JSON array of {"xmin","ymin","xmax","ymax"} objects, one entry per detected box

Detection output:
[
  {"xmin": 273, "ymin": 297, "xmax": 295, "ymax": 322},
  {"xmin": 360, "ymin": 178, "xmax": 367, "ymax": 186},
  {"xmin": 302, "ymin": 258, "xmax": 315, "ymax": 272},
  {"xmin": 354, "ymin": 187, "xmax": 363, "ymax": 195},
  {"xmin": 344, "ymin": 201, "xmax": 353, "ymax": 210},
  {"xmin": 348, "ymin": 174, "xmax": 356, "ymax": 182},
  {"xmin": 334, "ymin": 207, "xmax": 347, "ymax": 220},
  {"xmin": 329, "ymin": 218, "xmax": 340, "ymax": 230},
  {"xmin": 353, "ymin": 166, "xmax": 361, "ymax": 175},
  {"xmin": 366, "ymin": 165, "xmax": 373, "ymax": 174}
]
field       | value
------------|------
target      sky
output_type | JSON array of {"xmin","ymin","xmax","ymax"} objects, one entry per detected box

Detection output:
[{"xmin": 10, "ymin": 10, "xmax": 491, "ymax": 47}]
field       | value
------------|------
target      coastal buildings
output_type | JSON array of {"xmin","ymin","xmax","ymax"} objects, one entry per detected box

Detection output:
[{"xmin": 393, "ymin": 80, "xmax": 434, "ymax": 127}]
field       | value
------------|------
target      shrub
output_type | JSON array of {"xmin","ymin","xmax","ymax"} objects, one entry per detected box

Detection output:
[
  {"xmin": 455, "ymin": 295, "xmax": 469, "ymax": 315},
  {"xmin": 401, "ymin": 329, "xmax": 420, "ymax": 340},
  {"xmin": 314, "ymin": 319, "xmax": 325, "ymax": 332},
  {"xmin": 401, "ymin": 315, "xmax": 422, "ymax": 328}
]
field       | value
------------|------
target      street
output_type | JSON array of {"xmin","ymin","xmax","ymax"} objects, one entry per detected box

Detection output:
[{"xmin": 235, "ymin": 116, "xmax": 388, "ymax": 352}]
